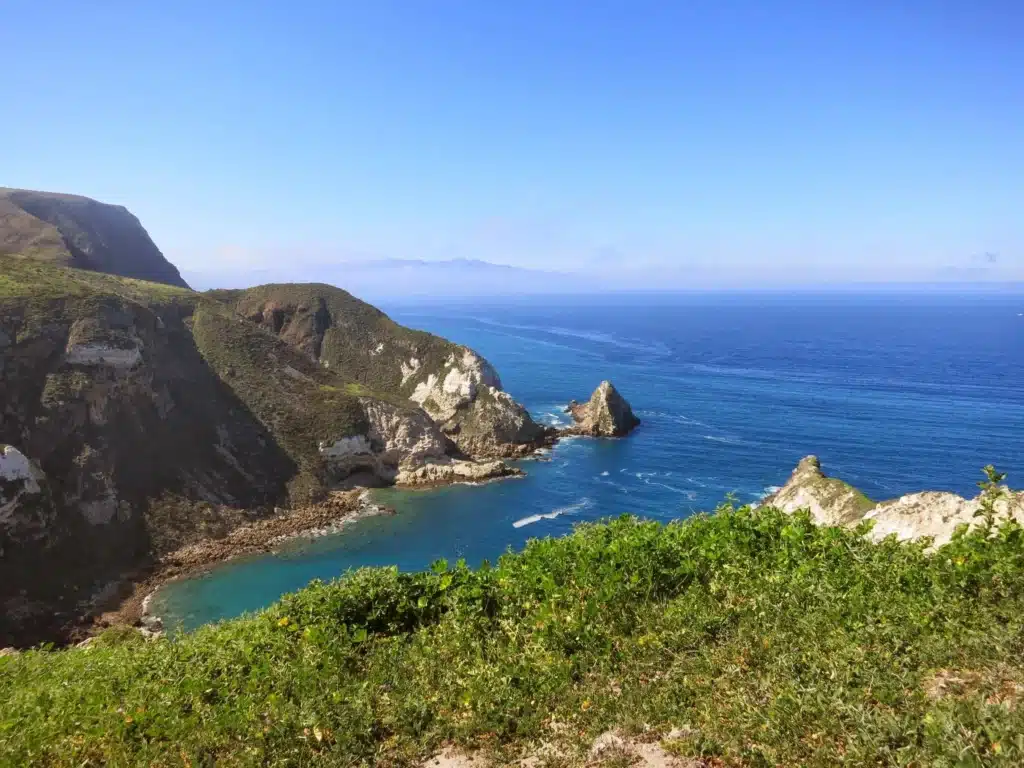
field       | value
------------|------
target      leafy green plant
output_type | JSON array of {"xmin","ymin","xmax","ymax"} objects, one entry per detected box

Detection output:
[{"xmin": 975, "ymin": 464, "xmax": 1008, "ymax": 531}]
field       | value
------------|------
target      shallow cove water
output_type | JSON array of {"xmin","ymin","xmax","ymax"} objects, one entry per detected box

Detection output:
[{"xmin": 153, "ymin": 292, "xmax": 1024, "ymax": 631}]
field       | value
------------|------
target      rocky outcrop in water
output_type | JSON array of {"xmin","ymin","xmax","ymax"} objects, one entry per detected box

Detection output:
[
  {"xmin": 566, "ymin": 381, "xmax": 640, "ymax": 437},
  {"xmin": 762, "ymin": 456, "xmax": 1024, "ymax": 547}
]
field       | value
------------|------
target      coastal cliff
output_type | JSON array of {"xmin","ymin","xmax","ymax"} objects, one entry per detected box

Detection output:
[{"xmin": 0, "ymin": 192, "xmax": 551, "ymax": 646}]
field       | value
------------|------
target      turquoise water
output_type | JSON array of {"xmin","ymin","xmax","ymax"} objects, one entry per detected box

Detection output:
[{"xmin": 154, "ymin": 292, "xmax": 1024, "ymax": 630}]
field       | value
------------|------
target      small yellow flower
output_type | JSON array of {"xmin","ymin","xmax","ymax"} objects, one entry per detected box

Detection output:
[
  {"xmin": 278, "ymin": 617, "xmax": 290, "ymax": 627},
  {"xmin": 580, "ymin": 699, "xmax": 592, "ymax": 711}
]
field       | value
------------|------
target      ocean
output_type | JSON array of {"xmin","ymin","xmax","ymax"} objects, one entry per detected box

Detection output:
[{"xmin": 153, "ymin": 291, "xmax": 1024, "ymax": 630}]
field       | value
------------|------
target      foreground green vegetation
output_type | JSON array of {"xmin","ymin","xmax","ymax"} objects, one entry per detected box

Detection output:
[{"xmin": 3, "ymin": 499, "xmax": 1023, "ymax": 767}]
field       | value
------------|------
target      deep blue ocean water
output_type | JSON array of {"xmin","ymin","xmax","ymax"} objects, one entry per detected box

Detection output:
[{"xmin": 154, "ymin": 292, "xmax": 1024, "ymax": 630}]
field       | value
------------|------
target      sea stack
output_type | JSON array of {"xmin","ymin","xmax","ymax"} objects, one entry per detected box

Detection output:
[{"xmin": 567, "ymin": 380, "xmax": 640, "ymax": 437}]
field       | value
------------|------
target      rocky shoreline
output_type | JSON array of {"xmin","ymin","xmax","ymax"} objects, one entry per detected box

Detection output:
[
  {"xmin": 111, "ymin": 385, "xmax": 631, "ymax": 640},
  {"xmin": 98, "ymin": 491, "xmax": 391, "ymax": 639},
  {"xmin": 15, "ymin": 382, "xmax": 636, "ymax": 647}
]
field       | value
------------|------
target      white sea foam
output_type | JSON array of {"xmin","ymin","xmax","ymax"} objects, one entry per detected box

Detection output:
[
  {"xmin": 703, "ymin": 435, "xmax": 742, "ymax": 445},
  {"xmin": 542, "ymin": 409, "xmax": 572, "ymax": 427},
  {"xmin": 471, "ymin": 318, "xmax": 671, "ymax": 356},
  {"xmin": 633, "ymin": 470, "xmax": 698, "ymax": 498},
  {"xmin": 636, "ymin": 409, "xmax": 710, "ymax": 428},
  {"xmin": 513, "ymin": 498, "xmax": 593, "ymax": 529}
]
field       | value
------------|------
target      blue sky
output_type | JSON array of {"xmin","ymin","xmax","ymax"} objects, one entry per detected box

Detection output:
[{"xmin": 3, "ymin": 1, "xmax": 1022, "ymax": 289}]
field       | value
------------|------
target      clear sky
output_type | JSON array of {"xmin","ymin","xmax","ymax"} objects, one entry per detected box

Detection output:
[{"xmin": 3, "ymin": 1, "xmax": 1022, "ymax": 289}]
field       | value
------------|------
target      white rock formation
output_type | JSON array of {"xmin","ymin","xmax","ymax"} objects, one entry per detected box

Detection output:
[
  {"xmin": 865, "ymin": 490, "xmax": 1024, "ymax": 548},
  {"xmin": 408, "ymin": 349, "xmax": 501, "ymax": 423},
  {"xmin": 762, "ymin": 456, "xmax": 1024, "ymax": 548},
  {"xmin": 360, "ymin": 398, "xmax": 449, "ymax": 467},
  {"xmin": 395, "ymin": 458, "xmax": 520, "ymax": 486},
  {"xmin": 65, "ymin": 343, "xmax": 142, "ymax": 369},
  {"xmin": 759, "ymin": 456, "xmax": 874, "ymax": 527},
  {"xmin": 0, "ymin": 445, "xmax": 42, "ymax": 521},
  {"xmin": 400, "ymin": 357, "xmax": 421, "ymax": 384},
  {"xmin": 316, "ymin": 398, "xmax": 521, "ymax": 486},
  {"xmin": 404, "ymin": 346, "xmax": 545, "ymax": 457}
]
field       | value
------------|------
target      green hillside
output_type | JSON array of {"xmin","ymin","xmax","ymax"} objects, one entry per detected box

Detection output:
[
  {"xmin": 2, "ymin": 503, "xmax": 1022, "ymax": 766},
  {"xmin": 0, "ymin": 256, "xmax": 504, "ymax": 644}
]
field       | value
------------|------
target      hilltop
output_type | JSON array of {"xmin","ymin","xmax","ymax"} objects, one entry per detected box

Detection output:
[{"xmin": 0, "ymin": 188, "xmax": 189, "ymax": 288}]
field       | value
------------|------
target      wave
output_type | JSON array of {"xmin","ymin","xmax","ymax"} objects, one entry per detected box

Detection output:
[
  {"xmin": 471, "ymin": 317, "xmax": 672, "ymax": 357},
  {"xmin": 534, "ymin": 406, "xmax": 572, "ymax": 427},
  {"xmin": 481, "ymin": 329, "xmax": 605, "ymax": 358},
  {"xmin": 633, "ymin": 471, "xmax": 699, "ymax": 499},
  {"xmin": 596, "ymin": 478, "xmax": 631, "ymax": 492},
  {"xmin": 513, "ymin": 498, "xmax": 593, "ymax": 529},
  {"xmin": 635, "ymin": 409, "xmax": 710, "ymax": 428},
  {"xmin": 703, "ymin": 434, "xmax": 743, "ymax": 445}
]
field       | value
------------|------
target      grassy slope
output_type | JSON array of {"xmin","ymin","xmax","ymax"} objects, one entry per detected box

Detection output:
[
  {"xmin": 0, "ymin": 258, "xmax": 420, "ymax": 505},
  {"xmin": 2, "ymin": 504, "xmax": 1023, "ymax": 766},
  {"xmin": 189, "ymin": 299, "xmax": 371, "ymax": 501},
  {"xmin": 232, "ymin": 283, "xmax": 460, "ymax": 399},
  {"xmin": 0, "ymin": 254, "xmax": 192, "ymax": 305}
]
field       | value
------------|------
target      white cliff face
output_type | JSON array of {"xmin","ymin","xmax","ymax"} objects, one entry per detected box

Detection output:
[
  {"xmin": 0, "ymin": 445, "xmax": 54, "ymax": 549},
  {"xmin": 0, "ymin": 445, "xmax": 42, "ymax": 521},
  {"xmin": 65, "ymin": 343, "xmax": 142, "ymax": 369},
  {"xmin": 360, "ymin": 398, "xmax": 449, "ymax": 467},
  {"xmin": 318, "ymin": 435, "xmax": 374, "ymax": 460},
  {"xmin": 315, "ymin": 398, "xmax": 521, "ymax": 486},
  {"xmin": 865, "ymin": 491, "xmax": 1024, "ymax": 548},
  {"xmin": 400, "ymin": 357, "xmax": 421, "ymax": 384},
  {"xmin": 317, "ymin": 434, "xmax": 385, "ymax": 481},
  {"xmin": 404, "ymin": 346, "xmax": 543, "ymax": 457},
  {"xmin": 762, "ymin": 456, "xmax": 1024, "ymax": 548},
  {"xmin": 317, "ymin": 400, "xmax": 449, "ymax": 482},
  {"xmin": 408, "ymin": 349, "xmax": 502, "ymax": 423}
]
